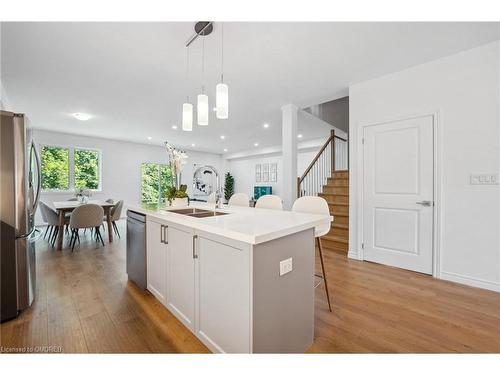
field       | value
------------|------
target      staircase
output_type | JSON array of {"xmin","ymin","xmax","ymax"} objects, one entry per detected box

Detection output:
[
  {"xmin": 297, "ymin": 130, "xmax": 349, "ymax": 254},
  {"xmin": 318, "ymin": 170, "xmax": 349, "ymax": 253}
]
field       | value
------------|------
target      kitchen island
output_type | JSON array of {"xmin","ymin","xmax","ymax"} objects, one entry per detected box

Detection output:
[{"xmin": 127, "ymin": 202, "xmax": 332, "ymax": 353}]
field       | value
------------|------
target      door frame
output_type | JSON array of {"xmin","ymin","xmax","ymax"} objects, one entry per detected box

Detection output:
[{"xmin": 356, "ymin": 111, "xmax": 442, "ymax": 278}]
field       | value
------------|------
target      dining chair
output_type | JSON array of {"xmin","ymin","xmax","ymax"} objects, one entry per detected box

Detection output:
[
  {"xmin": 39, "ymin": 201, "xmax": 51, "ymax": 240},
  {"xmin": 69, "ymin": 204, "xmax": 105, "ymax": 251},
  {"xmin": 228, "ymin": 193, "xmax": 250, "ymax": 207},
  {"xmin": 109, "ymin": 200, "xmax": 124, "ymax": 238},
  {"xmin": 255, "ymin": 195, "xmax": 283, "ymax": 210},
  {"xmin": 292, "ymin": 196, "xmax": 332, "ymax": 312},
  {"xmin": 40, "ymin": 201, "xmax": 69, "ymax": 248}
]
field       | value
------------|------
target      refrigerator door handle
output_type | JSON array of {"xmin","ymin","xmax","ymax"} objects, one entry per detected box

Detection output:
[
  {"xmin": 16, "ymin": 225, "xmax": 36, "ymax": 239},
  {"xmin": 31, "ymin": 140, "xmax": 42, "ymax": 215}
]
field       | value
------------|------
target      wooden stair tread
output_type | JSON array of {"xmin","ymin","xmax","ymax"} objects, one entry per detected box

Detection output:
[
  {"xmin": 331, "ymin": 223, "xmax": 348, "ymax": 229},
  {"xmin": 322, "ymin": 235, "xmax": 349, "ymax": 244},
  {"xmin": 327, "ymin": 202, "xmax": 349, "ymax": 206},
  {"xmin": 320, "ymin": 192, "xmax": 349, "ymax": 197},
  {"xmin": 330, "ymin": 212, "xmax": 349, "ymax": 217}
]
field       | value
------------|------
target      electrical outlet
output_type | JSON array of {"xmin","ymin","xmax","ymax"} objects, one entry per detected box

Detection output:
[
  {"xmin": 279, "ymin": 257, "xmax": 293, "ymax": 276},
  {"xmin": 470, "ymin": 174, "xmax": 498, "ymax": 185}
]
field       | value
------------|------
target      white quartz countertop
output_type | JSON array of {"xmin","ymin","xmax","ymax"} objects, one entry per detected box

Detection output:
[{"xmin": 127, "ymin": 202, "xmax": 332, "ymax": 245}]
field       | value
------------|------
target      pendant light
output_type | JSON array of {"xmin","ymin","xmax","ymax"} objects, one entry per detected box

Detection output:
[
  {"xmin": 197, "ymin": 30, "xmax": 209, "ymax": 126},
  {"xmin": 182, "ymin": 46, "xmax": 193, "ymax": 131},
  {"xmin": 216, "ymin": 23, "xmax": 228, "ymax": 119}
]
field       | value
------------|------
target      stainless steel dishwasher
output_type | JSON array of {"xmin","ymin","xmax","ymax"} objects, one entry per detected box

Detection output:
[{"xmin": 126, "ymin": 210, "xmax": 146, "ymax": 290}]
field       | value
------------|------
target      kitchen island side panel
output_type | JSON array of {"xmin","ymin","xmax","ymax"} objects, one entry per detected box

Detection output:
[{"xmin": 252, "ymin": 228, "xmax": 315, "ymax": 353}]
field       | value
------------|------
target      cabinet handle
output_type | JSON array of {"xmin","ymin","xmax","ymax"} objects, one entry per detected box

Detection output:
[
  {"xmin": 192, "ymin": 235, "xmax": 198, "ymax": 259},
  {"xmin": 160, "ymin": 225, "xmax": 164, "ymax": 244},
  {"xmin": 164, "ymin": 225, "xmax": 168, "ymax": 244}
]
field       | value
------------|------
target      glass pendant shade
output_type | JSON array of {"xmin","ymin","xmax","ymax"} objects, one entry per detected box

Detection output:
[
  {"xmin": 197, "ymin": 94, "xmax": 209, "ymax": 126},
  {"xmin": 182, "ymin": 103, "xmax": 193, "ymax": 131},
  {"xmin": 216, "ymin": 83, "xmax": 229, "ymax": 119}
]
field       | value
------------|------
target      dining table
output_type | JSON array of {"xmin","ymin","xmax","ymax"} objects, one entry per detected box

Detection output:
[{"xmin": 52, "ymin": 200, "xmax": 116, "ymax": 251}]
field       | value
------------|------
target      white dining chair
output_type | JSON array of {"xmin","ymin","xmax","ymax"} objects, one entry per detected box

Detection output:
[
  {"xmin": 69, "ymin": 204, "xmax": 105, "ymax": 251},
  {"xmin": 292, "ymin": 196, "xmax": 332, "ymax": 312},
  {"xmin": 228, "ymin": 193, "xmax": 249, "ymax": 207},
  {"xmin": 255, "ymin": 195, "xmax": 283, "ymax": 210}
]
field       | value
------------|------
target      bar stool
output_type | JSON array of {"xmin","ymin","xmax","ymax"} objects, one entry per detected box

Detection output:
[
  {"xmin": 255, "ymin": 195, "xmax": 283, "ymax": 210},
  {"xmin": 228, "ymin": 193, "xmax": 250, "ymax": 207},
  {"xmin": 292, "ymin": 196, "xmax": 332, "ymax": 312}
]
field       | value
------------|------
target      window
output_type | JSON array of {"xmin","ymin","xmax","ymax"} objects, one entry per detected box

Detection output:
[
  {"xmin": 40, "ymin": 145, "xmax": 101, "ymax": 191},
  {"xmin": 141, "ymin": 163, "xmax": 174, "ymax": 204},
  {"xmin": 74, "ymin": 149, "xmax": 100, "ymax": 190},
  {"xmin": 41, "ymin": 146, "xmax": 70, "ymax": 190}
]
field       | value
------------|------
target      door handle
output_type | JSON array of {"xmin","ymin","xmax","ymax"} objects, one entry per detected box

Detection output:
[
  {"xmin": 164, "ymin": 225, "xmax": 168, "ymax": 244},
  {"xmin": 416, "ymin": 201, "xmax": 433, "ymax": 207},
  {"xmin": 160, "ymin": 225, "xmax": 164, "ymax": 244},
  {"xmin": 192, "ymin": 235, "xmax": 198, "ymax": 259}
]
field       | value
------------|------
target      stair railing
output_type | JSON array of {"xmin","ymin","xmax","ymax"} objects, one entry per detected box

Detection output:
[{"xmin": 297, "ymin": 129, "xmax": 348, "ymax": 198}]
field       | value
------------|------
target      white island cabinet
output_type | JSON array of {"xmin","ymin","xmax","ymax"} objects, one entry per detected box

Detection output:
[
  {"xmin": 146, "ymin": 220, "xmax": 167, "ymax": 305},
  {"xmin": 135, "ymin": 203, "xmax": 331, "ymax": 353}
]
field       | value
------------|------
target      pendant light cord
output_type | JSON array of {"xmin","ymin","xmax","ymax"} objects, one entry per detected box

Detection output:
[
  {"xmin": 201, "ymin": 31, "xmax": 205, "ymax": 94},
  {"xmin": 186, "ymin": 46, "xmax": 190, "ymax": 102},
  {"xmin": 221, "ymin": 23, "xmax": 224, "ymax": 83}
]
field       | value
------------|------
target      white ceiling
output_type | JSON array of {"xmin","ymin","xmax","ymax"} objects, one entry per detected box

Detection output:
[{"xmin": 1, "ymin": 22, "xmax": 499, "ymax": 154}]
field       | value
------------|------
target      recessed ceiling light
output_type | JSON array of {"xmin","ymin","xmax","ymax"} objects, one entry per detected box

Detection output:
[
  {"xmin": 223, "ymin": 148, "xmax": 228, "ymax": 152},
  {"xmin": 191, "ymin": 143, "xmax": 196, "ymax": 147},
  {"xmin": 72, "ymin": 113, "xmax": 92, "ymax": 121},
  {"xmin": 172, "ymin": 125, "xmax": 178, "ymax": 130},
  {"xmin": 297, "ymin": 134, "xmax": 303, "ymax": 139},
  {"xmin": 220, "ymin": 135, "xmax": 225, "ymax": 140},
  {"xmin": 147, "ymin": 136, "xmax": 152, "ymax": 140},
  {"xmin": 254, "ymin": 142, "xmax": 259, "ymax": 147},
  {"xmin": 213, "ymin": 107, "xmax": 217, "ymax": 112},
  {"xmin": 263, "ymin": 123, "xmax": 269, "ymax": 128}
]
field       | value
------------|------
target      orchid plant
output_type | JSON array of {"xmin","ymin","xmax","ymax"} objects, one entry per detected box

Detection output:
[{"xmin": 164, "ymin": 141, "xmax": 188, "ymax": 189}]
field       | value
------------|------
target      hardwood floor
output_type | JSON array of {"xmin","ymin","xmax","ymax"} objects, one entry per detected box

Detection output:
[{"xmin": 1, "ymin": 220, "xmax": 499, "ymax": 353}]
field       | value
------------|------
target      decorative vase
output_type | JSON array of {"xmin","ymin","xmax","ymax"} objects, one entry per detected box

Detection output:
[{"xmin": 170, "ymin": 197, "xmax": 188, "ymax": 207}]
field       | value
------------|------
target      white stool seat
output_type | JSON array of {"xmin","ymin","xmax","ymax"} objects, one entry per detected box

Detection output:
[
  {"xmin": 228, "ymin": 193, "xmax": 249, "ymax": 207},
  {"xmin": 255, "ymin": 195, "xmax": 283, "ymax": 210}
]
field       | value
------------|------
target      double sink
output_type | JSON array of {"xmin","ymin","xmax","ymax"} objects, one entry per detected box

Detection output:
[{"xmin": 166, "ymin": 207, "xmax": 230, "ymax": 218}]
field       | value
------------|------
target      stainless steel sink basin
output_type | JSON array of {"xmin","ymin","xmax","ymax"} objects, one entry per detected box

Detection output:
[{"xmin": 166, "ymin": 208, "xmax": 230, "ymax": 218}]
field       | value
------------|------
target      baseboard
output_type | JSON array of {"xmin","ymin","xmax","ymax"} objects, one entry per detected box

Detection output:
[
  {"xmin": 347, "ymin": 249, "xmax": 359, "ymax": 260},
  {"xmin": 440, "ymin": 271, "xmax": 500, "ymax": 293}
]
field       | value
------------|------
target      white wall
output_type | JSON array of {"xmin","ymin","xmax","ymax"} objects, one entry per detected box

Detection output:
[
  {"xmin": 349, "ymin": 41, "xmax": 500, "ymax": 292},
  {"xmin": 227, "ymin": 149, "xmax": 321, "ymax": 199},
  {"xmin": 33, "ymin": 129, "xmax": 223, "ymax": 223}
]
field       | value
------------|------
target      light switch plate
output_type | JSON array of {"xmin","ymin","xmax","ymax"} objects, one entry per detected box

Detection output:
[
  {"xmin": 470, "ymin": 174, "xmax": 498, "ymax": 185},
  {"xmin": 279, "ymin": 257, "xmax": 293, "ymax": 276}
]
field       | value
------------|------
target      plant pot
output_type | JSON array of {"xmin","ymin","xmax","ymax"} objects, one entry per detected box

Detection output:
[{"xmin": 170, "ymin": 197, "xmax": 189, "ymax": 207}]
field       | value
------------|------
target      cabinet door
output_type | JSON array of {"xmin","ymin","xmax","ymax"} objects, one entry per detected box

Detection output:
[
  {"xmin": 166, "ymin": 225, "xmax": 195, "ymax": 331},
  {"xmin": 196, "ymin": 235, "xmax": 251, "ymax": 353},
  {"xmin": 146, "ymin": 220, "xmax": 167, "ymax": 305}
]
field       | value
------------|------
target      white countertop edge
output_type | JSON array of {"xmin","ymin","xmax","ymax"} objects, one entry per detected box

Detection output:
[{"xmin": 127, "ymin": 204, "xmax": 332, "ymax": 245}]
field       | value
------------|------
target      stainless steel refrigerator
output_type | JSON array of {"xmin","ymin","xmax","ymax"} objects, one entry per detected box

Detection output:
[{"xmin": 1, "ymin": 110, "xmax": 41, "ymax": 322}]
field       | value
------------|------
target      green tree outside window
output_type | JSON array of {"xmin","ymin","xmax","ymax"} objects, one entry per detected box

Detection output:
[
  {"xmin": 141, "ymin": 163, "xmax": 174, "ymax": 204},
  {"xmin": 75, "ymin": 149, "xmax": 100, "ymax": 190},
  {"xmin": 41, "ymin": 146, "xmax": 70, "ymax": 190}
]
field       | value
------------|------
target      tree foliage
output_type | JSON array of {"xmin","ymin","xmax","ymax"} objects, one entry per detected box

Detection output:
[
  {"xmin": 74, "ymin": 149, "xmax": 99, "ymax": 189},
  {"xmin": 141, "ymin": 163, "xmax": 175, "ymax": 204},
  {"xmin": 41, "ymin": 146, "xmax": 69, "ymax": 190}
]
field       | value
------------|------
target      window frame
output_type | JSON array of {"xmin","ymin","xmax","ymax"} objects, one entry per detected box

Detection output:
[{"xmin": 40, "ymin": 143, "xmax": 103, "ymax": 193}]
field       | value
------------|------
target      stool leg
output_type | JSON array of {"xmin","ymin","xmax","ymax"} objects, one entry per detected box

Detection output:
[{"xmin": 317, "ymin": 237, "xmax": 332, "ymax": 312}]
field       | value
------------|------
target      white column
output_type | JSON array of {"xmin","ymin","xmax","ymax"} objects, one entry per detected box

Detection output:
[{"xmin": 281, "ymin": 104, "xmax": 298, "ymax": 209}]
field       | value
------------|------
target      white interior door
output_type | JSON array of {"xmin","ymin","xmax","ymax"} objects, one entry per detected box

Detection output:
[{"xmin": 363, "ymin": 115, "xmax": 434, "ymax": 274}]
